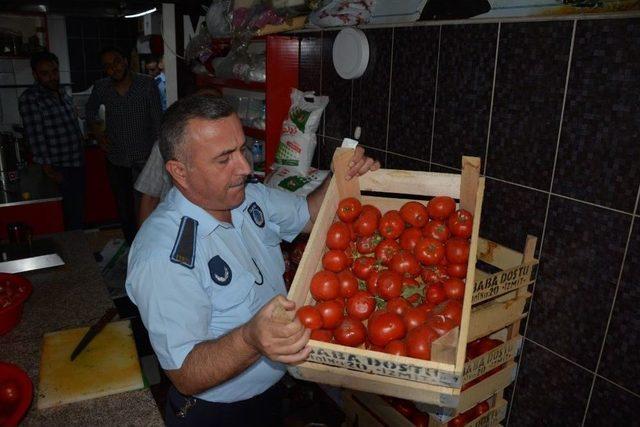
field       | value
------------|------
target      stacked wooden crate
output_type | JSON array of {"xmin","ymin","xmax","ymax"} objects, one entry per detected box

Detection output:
[{"xmin": 286, "ymin": 148, "xmax": 538, "ymax": 426}]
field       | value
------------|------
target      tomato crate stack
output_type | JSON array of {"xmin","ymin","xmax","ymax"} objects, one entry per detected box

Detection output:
[
  {"xmin": 334, "ymin": 232, "xmax": 538, "ymax": 426},
  {"xmin": 287, "ymin": 148, "xmax": 485, "ymax": 406}
]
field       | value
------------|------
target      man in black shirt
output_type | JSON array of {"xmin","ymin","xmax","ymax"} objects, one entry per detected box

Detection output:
[{"xmin": 86, "ymin": 46, "xmax": 163, "ymax": 244}]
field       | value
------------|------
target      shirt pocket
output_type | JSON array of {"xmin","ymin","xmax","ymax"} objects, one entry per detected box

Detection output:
[
  {"xmin": 259, "ymin": 226, "xmax": 285, "ymax": 275},
  {"xmin": 207, "ymin": 270, "xmax": 257, "ymax": 334}
]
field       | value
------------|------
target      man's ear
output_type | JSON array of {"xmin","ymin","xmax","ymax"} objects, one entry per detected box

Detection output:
[{"xmin": 166, "ymin": 160, "xmax": 188, "ymax": 189}]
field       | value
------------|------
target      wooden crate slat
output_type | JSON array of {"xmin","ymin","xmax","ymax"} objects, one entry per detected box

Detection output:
[
  {"xmin": 462, "ymin": 336, "xmax": 523, "ymax": 385},
  {"xmin": 348, "ymin": 391, "xmax": 415, "ymax": 427},
  {"xmin": 289, "ymin": 362, "xmax": 461, "ymax": 407},
  {"xmin": 471, "ymin": 261, "xmax": 538, "ymax": 305},
  {"xmin": 466, "ymin": 398, "xmax": 508, "ymax": 427},
  {"xmin": 358, "ymin": 169, "xmax": 462, "ymax": 198},
  {"xmin": 477, "ymin": 237, "xmax": 531, "ymax": 271},
  {"xmin": 460, "ymin": 156, "xmax": 481, "ymax": 212},
  {"xmin": 467, "ymin": 294, "xmax": 530, "ymax": 342},
  {"xmin": 342, "ymin": 391, "xmax": 386, "ymax": 427}
]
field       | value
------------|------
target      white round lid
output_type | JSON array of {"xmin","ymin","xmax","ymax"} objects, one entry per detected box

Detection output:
[{"xmin": 332, "ymin": 28, "xmax": 369, "ymax": 80}]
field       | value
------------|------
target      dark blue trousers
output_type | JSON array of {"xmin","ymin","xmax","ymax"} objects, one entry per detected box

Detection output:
[
  {"xmin": 164, "ymin": 381, "xmax": 284, "ymax": 427},
  {"xmin": 56, "ymin": 166, "xmax": 85, "ymax": 230}
]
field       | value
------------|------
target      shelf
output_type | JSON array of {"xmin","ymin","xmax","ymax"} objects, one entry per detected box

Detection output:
[
  {"xmin": 195, "ymin": 74, "xmax": 265, "ymax": 92},
  {"xmin": 243, "ymin": 126, "xmax": 265, "ymax": 140}
]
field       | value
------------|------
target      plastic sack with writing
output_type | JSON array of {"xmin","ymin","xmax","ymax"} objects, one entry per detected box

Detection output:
[
  {"xmin": 274, "ymin": 89, "xmax": 328, "ymax": 176},
  {"xmin": 265, "ymin": 165, "xmax": 330, "ymax": 197}
]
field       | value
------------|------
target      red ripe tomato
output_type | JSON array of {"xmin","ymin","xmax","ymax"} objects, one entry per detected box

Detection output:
[
  {"xmin": 427, "ymin": 196, "xmax": 456, "ymax": 220},
  {"xmin": 356, "ymin": 233, "xmax": 382, "ymax": 254},
  {"xmin": 391, "ymin": 399, "xmax": 417, "ymax": 419},
  {"xmin": 326, "ymin": 222, "xmax": 351, "ymax": 250},
  {"xmin": 361, "ymin": 204, "xmax": 382, "ymax": 220},
  {"xmin": 310, "ymin": 328, "xmax": 333, "ymax": 342},
  {"xmin": 367, "ymin": 311, "xmax": 407, "ymax": 347},
  {"xmin": 310, "ymin": 270, "xmax": 340, "ymax": 301},
  {"xmin": 400, "ymin": 201, "xmax": 428, "ymax": 228},
  {"xmin": 445, "ymin": 238, "xmax": 470, "ymax": 264},
  {"xmin": 474, "ymin": 401, "xmax": 491, "ymax": 418},
  {"xmin": 403, "ymin": 306, "xmax": 428, "ymax": 331},
  {"xmin": 322, "ymin": 249, "xmax": 350, "ymax": 272},
  {"xmin": 344, "ymin": 243, "xmax": 359, "ymax": 266},
  {"xmin": 405, "ymin": 324, "xmax": 439, "ymax": 360},
  {"xmin": 422, "ymin": 220, "xmax": 451, "ymax": 242},
  {"xmin": 384, "ymin": 339, "xmax": 407, "ymax": 356},
  {"xmin": 448, "ymin": 209, "xmax": 473, "ymax": 239},
  {"xmin": 410, "ymin": 412, "xmax": 430, "ymax": 427},
  {"xmin": 426, "ymin": 283, "xmax": 446, "ymax": 305},
  {"xmin": 337, "ymin": 197, "xmax": 362, "ymax": 223},
  {"xmin": 377, "ymin": 270, "xmax": 404, "ymax": 300},
  {"xmin": 333, "ymin": 317, "xmax": 367, "ymax": 347},
  {"xmin": 448, "ymin": 414, "xmax": 468, "ymax": 427},
  {"xmin": 447, "ymin": 263, "xmax": 467, "ymax": 279},
  {"xmin": 474, "ymin": 338, "xmax": 503, "ymax": 356},
  {"xmin": 414, "ymin": 237, "xmax": 445, "ymax": 266},
  {"xmin": 346, "ymin": 291, "xmax": 376, "ymax": 320},
  {"xmin": 354, "ymin": 210, "xmax": 380, "ymax": 237},
  {"xmin": 426, "ymin": 314, "xmax": 456, "ymax": 336},
  {"xmin": 433, "ymin": 300, "xmax": 463, "ymax": 325},
  {"xmin": 352, "ymin": 256, "xmax": 378, "ymax": 280},
  {"xmin": 0, "ymin": 379, "xmax": 20, "ymax": 407},
  {"xmin": 379, "ymin": 210, "xmax": 405, "ymax": 239},
  {"xmin": 296, "ymin": 305, "xmax": 323, "ymax": 330},
  {"xmin": 316, "ymin": 300, "xmax": 344, "ymax": 329},
  {"xmin": 386, "ymin": 297, "xmax": 412, "ymax": 317},
  {"xmin": 399, "ymin": 227, "xmax": 423, "ymax": 252},
  {"xmin": 375, "ymin": 238, "xmax": 401, "ymax": 265},
  {"xmin": 389, "ymin": 251, "xmax": 421, "ymax": 278},
  {"xmin": 347, "ymin": 222, "xmax": 357, "ymax": 241},
  {"xmin": 421, "ymin": 265, "xmax": 449, "ymax": 284},
  {"xmin": 337, "ymin": 270, "xmax": 359, "ymax": 298},
  {"xmin": 417, "ymin": 301, "xmax": 435, "ymax": 316},
  {"xmin": 366, "ymin": 271, "xmax": 381, "ymax": 295},
  {"xmin": 443, "ymin": 278, "xmax": 465, "ymax": 300}
]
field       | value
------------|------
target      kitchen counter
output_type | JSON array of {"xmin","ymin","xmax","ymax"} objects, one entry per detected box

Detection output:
[
  {"xmin": 0, "ymin": 164, "xmax": 60, "ymax": 207},
  {"xmin": 0, "ymin": 231, "xmax": 164, "ymax": 426}
]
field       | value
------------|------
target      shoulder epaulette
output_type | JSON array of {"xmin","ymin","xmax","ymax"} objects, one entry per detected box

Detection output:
[{"xmin": 170, "ymin": 216, "xmax": 198, "ymax": 269}]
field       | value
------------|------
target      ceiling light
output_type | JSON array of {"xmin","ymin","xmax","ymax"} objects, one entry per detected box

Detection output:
[{"xmin": 124, "ymin": 7, "xmax": 157, "ymax": 18}]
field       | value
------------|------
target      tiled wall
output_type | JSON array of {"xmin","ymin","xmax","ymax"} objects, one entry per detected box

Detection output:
[{"xmin": 297, "ymin": 16, "xmax": 640, "ymax": 426}]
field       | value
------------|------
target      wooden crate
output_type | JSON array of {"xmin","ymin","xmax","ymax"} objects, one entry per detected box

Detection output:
[
  {"xmin": 287, "ymin": 148, "xmax": 485, "ymax": 405},
  {"xmin": 343, "ymin": 390, "xmax": 508, "ymax": 427},
  {"xmin": 291, "ymin": 232, "xmax": 538, "ymax": 409}
]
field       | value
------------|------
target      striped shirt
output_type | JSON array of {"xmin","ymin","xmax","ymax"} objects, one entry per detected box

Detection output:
[
  {"xmin": 85, "ymin": 73, "xmax": 162, "ymax": 167},
  {"xmin": 18, "ymin": 84, "xmax": 84, "ymax": 167}
]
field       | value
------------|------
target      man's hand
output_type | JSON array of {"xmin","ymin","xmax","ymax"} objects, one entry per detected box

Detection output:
[
  {"xmin": 343, "ymin": 145, "xmax": 381, "ymax": 180},
  {"xmin": 241, "ymin": 295, "xmax": 311, "ymax": 364}
]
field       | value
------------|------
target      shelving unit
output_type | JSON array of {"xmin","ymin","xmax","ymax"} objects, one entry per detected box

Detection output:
[{"xmin": 194, "ymin": 35, "xmax": 299, "ymax": 172}]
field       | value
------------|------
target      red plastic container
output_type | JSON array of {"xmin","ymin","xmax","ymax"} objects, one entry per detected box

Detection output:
[
  {"xmin": 0, "ymin": 274, "xmax": 33, "ymax": 336},
  {"xmin": 0, "ymin": 362, "xmax": 33, "ymax": 426}
]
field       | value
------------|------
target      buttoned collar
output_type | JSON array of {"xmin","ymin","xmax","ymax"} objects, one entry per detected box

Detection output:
[
  {"xmin": 165, "ymin": 187, "xmax": 249, "ymax": 238},
  {"xmin": 34, "ymin": 83, "xmax": 65, "ymax": 99}
]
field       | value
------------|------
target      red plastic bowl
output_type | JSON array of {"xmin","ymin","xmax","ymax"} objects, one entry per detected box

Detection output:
[
  {"xmin": 0, "ymin": 362, "xmax": 33, "ymax": 426},
  {"xmin": 0, "ymin": 274, "xmax": 33, "ymax": 336}
]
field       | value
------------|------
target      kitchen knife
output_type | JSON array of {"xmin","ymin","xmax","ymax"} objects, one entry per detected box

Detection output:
[{"xmin": 70, "ymin": 307, "xmax": 118, "ymax": 361}]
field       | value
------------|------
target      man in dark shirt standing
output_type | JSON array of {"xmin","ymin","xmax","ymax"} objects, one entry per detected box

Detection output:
[
  {"xmin": 86, "ymin": 47, "xmax": 162, "ymax": 245},
  {"xmin": 19, "ymin": 51, "xmax": 85, "ymax": 230}
]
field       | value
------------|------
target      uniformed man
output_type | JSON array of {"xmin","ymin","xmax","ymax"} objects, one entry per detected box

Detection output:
[{"xmin": 125, "ymin": 94, "xmax": 379, "ymax": 426}]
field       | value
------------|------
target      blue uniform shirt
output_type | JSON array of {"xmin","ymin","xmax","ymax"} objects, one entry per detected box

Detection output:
[{"xmin": 126, "ymin": 183, "xmax": 310, "ymax": 403}]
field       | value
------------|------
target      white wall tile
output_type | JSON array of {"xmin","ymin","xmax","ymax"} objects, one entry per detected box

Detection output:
[
  {"xmin": 0, "ymin": 72, "xmax": 15, "ymax": 85},
  {"xmin": 0, "ymin": 88, "xmax": 20, "ymax": 125},
  {"xmin": 47, "ymin": 14, "xmax": 71, "ymax": 73},
  {"xmin": 0, "ymin": 59, "xmax": 13, "ymax": 73}
]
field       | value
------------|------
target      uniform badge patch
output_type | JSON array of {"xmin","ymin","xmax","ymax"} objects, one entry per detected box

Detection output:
[
  {"xmin": 248, "ymin": 202, "xmax": 265, "ymax": 228},
  {"xmin": 208, "ymin": 255, "xmax": 232, "ymax": 286}
]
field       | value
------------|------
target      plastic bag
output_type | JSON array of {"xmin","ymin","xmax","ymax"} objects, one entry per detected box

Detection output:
[
  {"xmin": 205, "ymin": 0, "xmax": 232, "ymax": 37},
  {"xmin": 274, "ymin": 89, "xmax": 328, "ymax": 176},
  {"xmin": 309, "ymin": 0, "xmax": 375, "ymax": 27},
  {"xmin": 265, "ymin": 165, "xmax": 330, "ymax": 196}
]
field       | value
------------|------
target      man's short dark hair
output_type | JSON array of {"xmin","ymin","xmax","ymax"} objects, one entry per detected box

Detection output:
[
  {"xmin": 30, "ymin": 51, "xmax": 59, "ymax": 71},
  {"xmin": 159, "ymin": 94, "xmax": 235, "ymax": 163},
  {"xmin": 99, "ymin": 46, "xmax": 127, "ymax": 60}
]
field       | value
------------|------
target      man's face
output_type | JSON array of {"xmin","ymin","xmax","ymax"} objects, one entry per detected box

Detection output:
[
  {"xmin": 174, "ymin": 115, "xmax": 252, "ymax": 219},
  {"xmin": 101, "ymin": 51, "xmax": 128, "ymax": 82},
  {"xmin": 33, "ymin": 60, "xmax": 60, "ymax": 92},
  {"xmin": 145, "ymin": 61, "xmax": 160, "ymax": 78}
]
